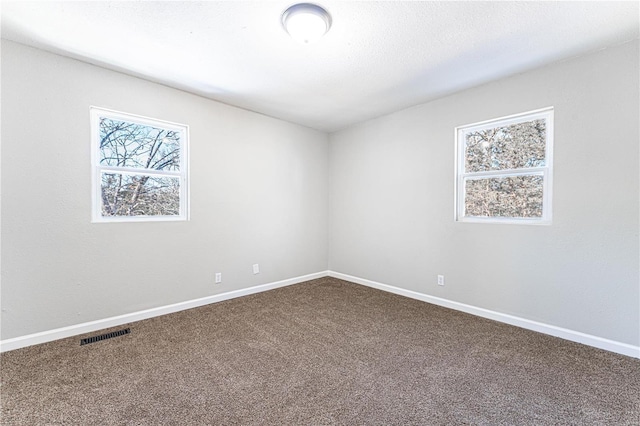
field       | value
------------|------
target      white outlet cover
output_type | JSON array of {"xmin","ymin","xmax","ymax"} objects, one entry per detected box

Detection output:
[{"xmin": 252, "ymin": 264, "xmax": 260, "ymax": 274}]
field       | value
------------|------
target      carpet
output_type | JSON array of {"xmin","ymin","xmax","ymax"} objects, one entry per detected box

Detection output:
[{"xmin": 2, "ymin": 277, "xmax": 639, "ymax": 425}]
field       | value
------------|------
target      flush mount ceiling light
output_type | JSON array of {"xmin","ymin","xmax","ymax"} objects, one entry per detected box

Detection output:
[{"xmin": 281, "ymin": 3, "xmax": 332, "ymax": 44}]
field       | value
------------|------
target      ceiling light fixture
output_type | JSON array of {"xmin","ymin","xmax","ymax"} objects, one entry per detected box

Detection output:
[{"xmin": 281, "ymin": 3, "xmax": 332, "ymax": 44}]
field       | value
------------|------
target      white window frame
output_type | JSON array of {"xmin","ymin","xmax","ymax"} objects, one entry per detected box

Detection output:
[
  {"xmin": 90, "ymin": 107, "xmax": 190, "ymax": 223},
  {"xmin": 455, "ymin": 107, "xmax": 554, "ymax": 225}
]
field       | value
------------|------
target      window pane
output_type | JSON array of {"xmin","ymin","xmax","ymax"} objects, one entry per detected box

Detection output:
[
  {"xmin": 465, "ymin": 119, "xmax": 546, "ymax": 173},
  {"xmin": 101, "ymin": 173, "xmax": 180, "ymax": 217},
  {"xmin": 464, "ymin": 175, "xmax": 543, "ymax": 218},
  {"xmin": 99, "ymin": 118, "xmax": 180, "ymax": 171}
]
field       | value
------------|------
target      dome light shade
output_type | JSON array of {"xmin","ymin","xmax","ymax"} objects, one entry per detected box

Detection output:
[{"xmin": 282, "ymin": 3, "xmax": 332, "ymax": 44}]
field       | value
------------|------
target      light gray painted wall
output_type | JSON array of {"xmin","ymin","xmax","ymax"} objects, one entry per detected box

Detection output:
[
  {"xmin": 2, "ymin": 38, "xmax": 638, "ymax": 348},
  {"xmin": 329, "ymin": 40, "xmax": 639, "ymax": 346},
  {"xmin": 1, "ymin": 40, "xmax": 329, "ymax": 340}
]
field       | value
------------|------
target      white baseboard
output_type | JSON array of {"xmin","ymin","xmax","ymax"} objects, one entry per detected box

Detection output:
[
  {"xmin": 0, "ymin": 271, "xmax": 329, "ymax": 353},
  {"xmin": 328, "ymin": 271, "xmax": 640, "ymax": 359},
  {"xmin": 4, "ymin": 270, "xmax": 638, "ymax": 359}
]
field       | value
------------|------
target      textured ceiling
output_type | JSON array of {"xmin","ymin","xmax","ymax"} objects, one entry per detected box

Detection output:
[{"xmin": 2, "ymin": 1, "xmax": 639, "ymax": 132}]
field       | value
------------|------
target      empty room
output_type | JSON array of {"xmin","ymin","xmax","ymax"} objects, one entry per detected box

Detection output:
[{"xmin": 1, "ymin": 1, "xmax": 639, "ymax": 424}]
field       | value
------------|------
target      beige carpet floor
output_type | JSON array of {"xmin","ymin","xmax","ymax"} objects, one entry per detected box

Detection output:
[{"xmin": 1, "ymin": 277, "xmax": 639, "ymax": 425}]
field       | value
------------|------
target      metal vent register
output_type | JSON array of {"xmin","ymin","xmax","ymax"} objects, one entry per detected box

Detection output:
[{"xmin": 80, "ymin": 328, "xmax": 131, "ymax": 345}]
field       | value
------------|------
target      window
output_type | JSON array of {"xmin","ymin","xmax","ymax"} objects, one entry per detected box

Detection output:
[
  {"xmin": 90, "ymin": 107, "xmax": 189, "ymax": 222},
  {"xmin": 455, "ymin": 107, "xmax": 553, "ymax": 224}
]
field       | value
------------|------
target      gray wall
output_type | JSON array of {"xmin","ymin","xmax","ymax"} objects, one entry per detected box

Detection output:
[
  {"xmin": 329, "ymin": 40, "xmax": 639, "ymax": 346},
  {"xmin": 2, "ymin": 38, "xmax": 638, "ymax": 348},
  {"xmin": 1, "ymin": 40, "xmax": 329, "ymax": 340}
]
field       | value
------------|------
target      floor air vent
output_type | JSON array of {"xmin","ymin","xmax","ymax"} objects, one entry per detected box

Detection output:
[{"xmin": 80, "ymin": 328, "xmax": 131, "ymax": 346}]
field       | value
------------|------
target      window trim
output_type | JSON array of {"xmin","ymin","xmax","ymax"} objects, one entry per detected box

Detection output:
[
  {"xmin": 90, "ymin": 106, "xmax": 190, "ymax": 223},
  {"xmin": 454, "ymin": 107, "xmax": 554, "ymax": 225}
]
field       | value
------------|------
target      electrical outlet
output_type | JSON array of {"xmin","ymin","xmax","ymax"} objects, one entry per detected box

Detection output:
[
  {"xmin": 215, "ymin": 273, "xmax": 222, "ymax": 284},
  {"xmin": 252, "ymin": 264, "xmax": 260, "ymax": 274},
  {"xmin": 437, "ymin": 275, "xmax": 445, "ymax": 286}
]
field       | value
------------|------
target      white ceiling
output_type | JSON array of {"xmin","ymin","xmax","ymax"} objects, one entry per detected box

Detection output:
[{"xmin": 2, "ymin": 1, "xmax": 638, "ymax": 132}]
